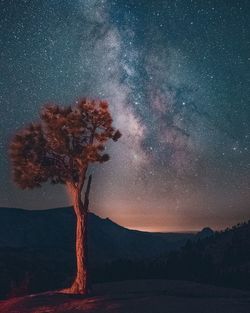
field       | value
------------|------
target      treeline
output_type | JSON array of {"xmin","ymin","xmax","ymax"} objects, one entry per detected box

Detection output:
[{"xmin": 94, "ymin": 220, "xmax": 250, "ymax": 290}]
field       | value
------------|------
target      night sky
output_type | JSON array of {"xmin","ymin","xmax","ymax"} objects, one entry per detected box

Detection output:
[{"xmin": 1, "ymin": 0, "xmax": 250, "ymax": 231}]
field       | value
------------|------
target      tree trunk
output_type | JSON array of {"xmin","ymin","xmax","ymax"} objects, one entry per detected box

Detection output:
[
  {"xmin": 67, "ymin": 176, "xmax": 92, "ymax": 295},
  {"xmin": 71, "ymin": 206, "xmax": 89, "ymax": 294}
]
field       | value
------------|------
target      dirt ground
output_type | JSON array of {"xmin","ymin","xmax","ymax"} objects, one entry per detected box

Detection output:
[{"xmin": 1, "ymin": 279, "xmax": 250, "ymax": 313}]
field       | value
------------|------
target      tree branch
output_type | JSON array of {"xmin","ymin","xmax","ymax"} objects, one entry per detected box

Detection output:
[
  {"xmin": 83, "ymin": 174, "xmax": 92, "ymax": 212},
  {"xmin": 78, "ymin": 166, "xmax": 88, "ymax": 192}
]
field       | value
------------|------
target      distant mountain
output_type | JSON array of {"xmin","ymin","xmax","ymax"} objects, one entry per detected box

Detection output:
[
  {"xmin": 0, "ymin": 207, "xmax": 195, "ymax": 263},
  {"xmin": 195, "ymin": 227, "xmax": 214, "ymax": 240}
]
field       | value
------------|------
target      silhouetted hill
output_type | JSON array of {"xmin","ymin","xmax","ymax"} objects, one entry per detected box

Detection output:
[
  {"xmin": 0, "ymin": 207, "xmax": 194, "ymax": 263},
  {"xmin": 195, "ymin": 227, "xmax": 214, "ymax": 240}
]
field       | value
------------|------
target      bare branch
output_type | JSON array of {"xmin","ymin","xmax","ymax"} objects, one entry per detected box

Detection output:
[{"xmin": 83, "ymin": 174, "xmax": 92, "ymax": 212}]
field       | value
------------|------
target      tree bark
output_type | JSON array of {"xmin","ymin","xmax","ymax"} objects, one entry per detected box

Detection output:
[
  {"xmin": 67, "ymin": 176, "xmax": 92, "ymax": 295},
  {"xmin": 70, "ymin": 208, "xmax": 88, "ymax": 294}
]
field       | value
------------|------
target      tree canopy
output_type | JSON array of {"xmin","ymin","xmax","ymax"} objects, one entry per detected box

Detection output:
[{"xmin": 10, "ymin": 99, "xmax": 121, "ymax": 190}]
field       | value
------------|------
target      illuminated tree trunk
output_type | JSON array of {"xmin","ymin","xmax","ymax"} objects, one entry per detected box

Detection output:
[
  {"xmin": 71, "ymin": 208, "xmax": 88, "ymax": 294},
  {"xmin": 68, "ymin": 176, "xmax": 92, "ymax": 295}
]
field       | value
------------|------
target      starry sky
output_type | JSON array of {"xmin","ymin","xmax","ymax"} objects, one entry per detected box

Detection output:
[{"xmin": 0, "ymin": 0, "xmax": 250, "ymax": 231}]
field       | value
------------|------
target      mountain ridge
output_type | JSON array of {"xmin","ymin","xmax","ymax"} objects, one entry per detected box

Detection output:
[{"xmin": 0, "ymin": 206, "xmax": 196, "ymax": 258}]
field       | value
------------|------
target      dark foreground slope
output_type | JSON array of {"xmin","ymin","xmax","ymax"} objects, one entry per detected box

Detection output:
[{"xmin": 1, "ymin": 280, "xmax": 250, "ymax": 313}]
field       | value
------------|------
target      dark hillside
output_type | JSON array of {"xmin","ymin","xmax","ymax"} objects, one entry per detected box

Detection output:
[{"xmin": 0, "ymin": 207, "xmax": 194, "ymax": 299}]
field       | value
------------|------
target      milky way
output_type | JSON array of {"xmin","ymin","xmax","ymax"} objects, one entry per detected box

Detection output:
[{"xmin": 0, "ymin": 0, "xmax": 250, "ymax": 231}]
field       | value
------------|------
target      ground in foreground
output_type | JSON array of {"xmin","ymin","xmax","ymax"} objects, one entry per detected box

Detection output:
[{"xmin": 1, "ymin": 280, "xmax": 250, "ymax": 313}]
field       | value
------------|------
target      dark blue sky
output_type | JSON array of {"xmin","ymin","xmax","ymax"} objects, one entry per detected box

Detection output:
[{"xmin": 0, "ymin": 0, "xmax": 250, "ymax": 231}]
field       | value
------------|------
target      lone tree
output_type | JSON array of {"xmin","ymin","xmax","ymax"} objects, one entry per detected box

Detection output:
[{"xmin": 9, "ymin": 99, "xmax": 121, "ymax": 295}]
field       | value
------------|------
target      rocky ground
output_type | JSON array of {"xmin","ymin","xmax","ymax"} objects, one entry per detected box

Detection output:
[{"xmin": 1, "ymin": 279, "xmax": 250, "ymax": 313}]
